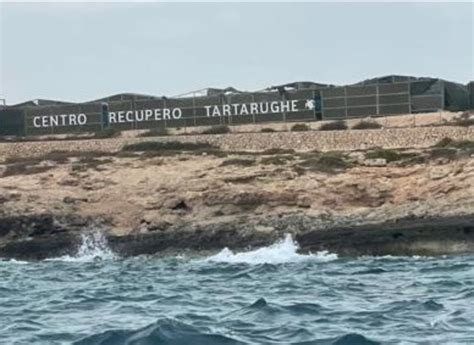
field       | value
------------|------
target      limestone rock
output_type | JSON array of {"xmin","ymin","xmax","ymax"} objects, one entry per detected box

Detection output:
[
  {"xmin": 363, "ymin": 158, "xmax": 387, "ymax": 167},
  {"xmin": 429, "ymin": 167, "xmax": 451, "ymax": 180}
]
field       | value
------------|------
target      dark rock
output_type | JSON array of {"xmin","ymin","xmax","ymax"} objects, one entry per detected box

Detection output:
[
  {"xmin": 147, "ymin": 221, "xmax": 172, "ymax": 232},
  {"xmin": 164, "ymin": 198, "xmax": 191, "ymax": 211},
  {"xmin": 1, "ymin": 213, "xmax": 474, "ymax": 260},
  {"xmin": 63, "ymin": 196, "xmax": 88, "ymax": 204}
]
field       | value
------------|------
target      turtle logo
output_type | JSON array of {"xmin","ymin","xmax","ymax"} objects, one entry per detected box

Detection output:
[{"xmin": 305, "ymin": 99, "xmax": 316, "ymax": 110}]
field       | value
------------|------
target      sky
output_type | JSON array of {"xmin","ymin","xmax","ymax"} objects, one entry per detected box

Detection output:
[{"xmin": 0, "ymin": 2, "xmax": 472, "ymax": 105}]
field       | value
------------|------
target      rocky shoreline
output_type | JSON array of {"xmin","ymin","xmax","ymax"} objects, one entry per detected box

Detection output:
[
  {"xmin": 0, "ymin": 125, "xmax": 473, "ymax": 260},
  {"xmin": 0, "ymin": 213, "xmax": 473, "ymax": 260}
]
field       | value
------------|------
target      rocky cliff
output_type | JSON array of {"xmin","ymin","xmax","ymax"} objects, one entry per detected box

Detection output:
[{"xmin": 0, "ymin": 129, "xmax": 473, "ymax": 260}]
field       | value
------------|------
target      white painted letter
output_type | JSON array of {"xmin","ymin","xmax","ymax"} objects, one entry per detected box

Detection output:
[
  {"xmin": 222, "ymin": 104, "xmax": 231, "ymax": 116},
  {"xmin": 250, "ymin": 102, "xmax": 258, "ymax": 114},
  {"xmin": 33, "ymin": 117, "xmax": 41, "ymax": 128},
  {"xmin": 109, "ymin": 112, "xmax": 117, "ymax": 123},
  {"xmin": 172, "ymin": 108, "xmax": 182, "ymax": 119},
  {"xmin": 145, "ymin": 109, "xmax": 153, "ymax": 121},
  {"xmin": 154, "ymin": 109, "xmax": 162, "ymax": 120},
  {"xmin": 70, "ymin": 114, "xmax": 77, "ymax": 125},
  {"xmin": 291, "ymin": 100, "xmax": 298, "ymax": 112},
  {"xmin": 205, "ymin": 106, "xmax": 212, "ymax": 117},
  {"xmin": 77, "ymin": 114, "xmax": 87, "ymax": 125}
]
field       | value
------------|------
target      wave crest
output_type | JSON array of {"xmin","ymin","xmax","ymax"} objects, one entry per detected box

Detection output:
[
  {"xmin": 204, "ymin": 234, "xmax": 337, "ymax": 264},
  {"xmin": 47, "ymin": 232, "xmax": 115, "ymax": 262},
  {"xmin": 73, "ymin": 318, "xmax": 245, "ymax": 345}
]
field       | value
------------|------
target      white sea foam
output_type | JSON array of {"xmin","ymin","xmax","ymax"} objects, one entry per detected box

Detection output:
[
  {"xmin": 204, "ymin": 234, "xmax": 337, "ymax": 265},
  {"xmin": 0, "ymin": 259, "xmax": 29, "ymax": 265},
  {"xmin": 46, "ymin": 232, "xmax": 116, "ymax": 262}
]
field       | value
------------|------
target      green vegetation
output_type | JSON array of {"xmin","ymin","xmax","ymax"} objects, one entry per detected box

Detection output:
[
  {"xmin": 2, "ymin": 165, "xmax": 54, "ymax": 177},
  {"xmin": 260, "ymin": 156, "xmax": 294, "ymax": 165},
  {"xmin": 122, "ymin": 141, "xmax": 216, "ymax": 152},
  {"xmin": 451, "ymin": 118, "xmax": 474, "ymax": 127},
  {"xmin": 262, "ymin": 148, "xmax": 295, "ymax": 155},
  {"xmin": 450, "ymin": 112, "xmax": 474, "ymax": 127},
  {"xmin": 319, "ymin": 120, "xmax": 348, "ymax": 131},
  {"xmin": 2, "ymin": 150, "xmax": 112, "ymax": 177},
  {"xmin": 297, "ymin": 151, "xmax": 350, "ymax": 173},
  {"xmin": 434, "ymin": 137, "xmax": 454, "ymax": 148},
  {"xmin": 220, "ymin": 158, "xmax": 256, "ymax": 167},
  {"xmin": 121, "ymin": 141, "xmax": 229, "ymax": 158},
  {"xmin": 434, "ymin": 138, "xmax": 474, "ymax": 151},
  {"xmin": 72, "ymin": 157, "xmax": 114, "ymax": 172},
  {"xmin": 202, "ymin": 125, "xmax": 231, "ymax": 135},
  {"xmin": 352, "ymin": 121, "xmax": 382, "ymax": 130},
  {"xmin": 261, "ymin": 128, "xmax": 277, "ymax": 133},
  {"xmin": 365, "ymin": 148, "xmax": 401, "ymax": 163},
  {"xmin": 290, "ymin": 124, "xmax": 311, "ymax": 132},
  {"xmin": 429, "ymin": 147, "xmax": 458, "ymax": 160}
]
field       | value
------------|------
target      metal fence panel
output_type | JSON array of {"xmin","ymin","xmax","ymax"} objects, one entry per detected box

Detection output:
[
  {"xmin": 2, "ymin": 78, "xmax": 468, "ymax": 137},
  {"xmin": 0, "ymin": 109, "xmax": 25, "ymax": 136},
  {"xmin": 347, "ymin": 106, "xmax": 377, "ymax": 117},
  {"xmin": 379, "ymin": 104, "xmax": 410, "ymax": 114}
]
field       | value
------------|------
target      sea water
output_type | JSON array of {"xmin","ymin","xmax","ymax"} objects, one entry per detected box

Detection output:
[{"xmin": 0, "ymin": 233, "xmax": 473, "ymax": 345}]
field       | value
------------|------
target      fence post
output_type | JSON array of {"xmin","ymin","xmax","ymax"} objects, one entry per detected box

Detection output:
[
  {"xmin": 251, "ymin": 94, "xmax": 256, "ymax": 125},
  {"xmin": 344, "ymin": 86, "xmax": 348, "ymax": 118},
  {"xmin": 408, "ymin": 81, "xmax": 412, "ymax": 114},
  {"xmin": 376, "ymin": 84, "xmax": 380, "ymax": 115},
  {"xmin": 440, "ymin": 80, "xmax": 445, "ymax": 110},
  {"xmin": 192, "ymin": 94, "xmax": 197, "ymax": 127},
  {"xmin": 163, "ymin": 98, "xmax": 168, "ymax": 129},
  {"xmin": 312, "ymin": 90, "xmax": 316, "ymax": 121},
  {"xmin": 227, "ymin": 94, "xmax": 232, "ymax": 126},
  {"xmin": 320, "ymin": 89, "xmax": 325, "ymax": 120},
  {"xmin": 50, "ymin": 106, "xmax": 54, "ymax": 135},
  {"xmin": 23, "ymin": 108, "xmax": 28, "ymax": 137}
]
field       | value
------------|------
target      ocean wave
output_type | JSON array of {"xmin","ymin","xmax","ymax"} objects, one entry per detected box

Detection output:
[
  {"xmin": 329, "ymin": 333, "xmax": 380, "ymax": 345},
  {"xmin": 203, "ymin": 234, "xmax": 337, "ymax": 265},
  {"xmin": 46, "ymin": 232, "xmax": 116, "ymax": 263},
  {"xmin": 0, "ymin": 258, "xmax": 29, "ymax": 265},
  {"xmin": 73, "ymin": 316, "xmax": 380, "ymax": 345},
  {"xmin": 290, "ymin": 333, "xmax": 381, "ymax": 345},
  {"xmin": 73, "ymin": 318, "xmax": 246, "ymax": 345}
]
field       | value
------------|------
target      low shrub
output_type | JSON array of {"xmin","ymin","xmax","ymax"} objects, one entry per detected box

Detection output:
[
  {"xmin": 319, "ymin": 120, "xmax": 347, "ymax": 131},
  {"xmin": 262, "ymin": 148, "xmax": 295, "ymax": 155},
  {"xmin": 434, "ymin": 137, "xmax": 454, "ymax": 148},
  {"xmin": 434, "ymin": 138, "xmax": 474, "ymax": 151},
  {"xmin": 139, "ymin": 128, "xmax": 169, "ymax": 137},
  {"xmin": 2, "ymin": 164, "xmax": 54, "ymax": 177},
  {"xmin": 260, "ymin": 156, "xmax": 294, "ymax": 165},
  {"xmin": 220, "ymin": 158, "xmax": 255, "ymax": 167},
  {"xmin": 430, "ymin": 148, "xmax": 458, "ymax": 160},
  {"xmin": 261, "ymin": 128, "xmax": 276, "ymax": 133},
  {"xmin": 4, "ymin": 150, "xmax": 108, "ymax": 165},
  {"xmin": 122, "ymin": 141, "xmax": 216, "ymax": 152},
  {"xmin": 290, "ymin": 124, "xmax": 310, "ymax": 132},
  {"xmin": 202, "ymin": 125, "xmax": 231, "ymax": 135},
  {"xmin": 352, "ymin": 121, "xmax": 382, "ymax": 130},
  {"xmin": 451, "ymin": 118, "xmax": 474, "ymax": 127},
  {"xmin": 452, "ymin": 140, "xmax": 474, "ymax": 150},
  {"xmin": 365, "ymin": 148, "xmax": 401, "ymax": 163},
  {"xmin": 72, "ymin": 157, "xmax": 114, "ymax": 172},
  {"xmin": 298, "ymin": 152, "xmax": 350, "ymax": 173}
]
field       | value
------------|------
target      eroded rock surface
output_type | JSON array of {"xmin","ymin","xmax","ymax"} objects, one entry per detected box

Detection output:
[{"xmin": 0, "ymin": 140, "xmax": 473, "ymax": 259}]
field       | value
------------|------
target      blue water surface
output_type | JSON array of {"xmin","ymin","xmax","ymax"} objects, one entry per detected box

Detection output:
[{"xmin": 0, "ymin": 234, "xmax": 473, "ymax": 345}]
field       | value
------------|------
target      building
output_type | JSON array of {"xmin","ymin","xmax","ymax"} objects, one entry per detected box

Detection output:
[{"xmin": 0, "ymin": 75, "xmax": 471, "ymax": 137}]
